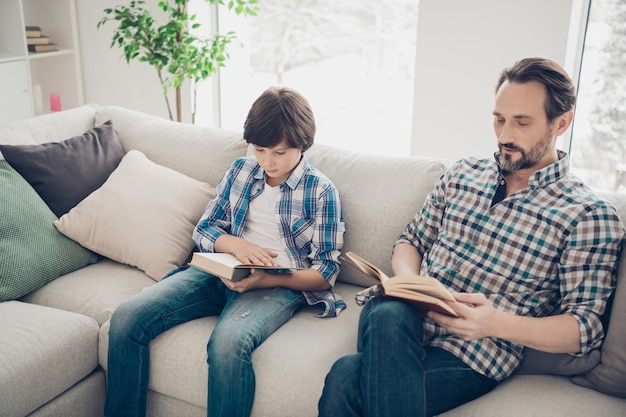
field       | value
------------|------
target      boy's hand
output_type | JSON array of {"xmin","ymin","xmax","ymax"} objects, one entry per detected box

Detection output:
[
  {"xmin": 220, "ymin": 268, "xmax": 272, "ymax": 293},
  {"xmin": 231, "ymin": 241, "xmax": 278, "ymax": 266}
]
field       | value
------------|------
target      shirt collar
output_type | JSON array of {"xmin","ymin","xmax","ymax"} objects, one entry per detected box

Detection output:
[
  {"xmin": 494, "ymin": 149, "xmax": 570, "ymax": 190},
  {"xmin": 252, "ymin": 154, "xmax": 309, "ymax": 190}
]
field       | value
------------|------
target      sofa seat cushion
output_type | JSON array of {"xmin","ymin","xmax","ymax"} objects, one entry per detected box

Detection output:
[
  {"xmin": 27, "ymin": 370, "xmax": 106, "ymax": 417},
  {"xmin": 438, "ymin": 374, "xmax": 626, "ymax": 417},
  {"xmin": 99, "ymin": 282, "xmax": 362, "ymax": 415},
  {"xmin": 21, "ymin": 259, "xmax": 155, "ymax": 326},
  {"xmin": 0, "ymin": 301, "xmax": 99, "ymax": 417}
]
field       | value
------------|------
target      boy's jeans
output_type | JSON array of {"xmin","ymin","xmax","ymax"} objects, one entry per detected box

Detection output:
[
  {"xmin": 319, "ymin": 296, "xmax": 497, "ymax": 417},
  {"xmin": 104, "ymin": 266, "xmax": 305, "ymax": 417}
]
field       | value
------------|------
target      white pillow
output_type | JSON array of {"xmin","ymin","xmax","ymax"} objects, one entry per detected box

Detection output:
[{"xmin": 54, "ymin": 150, "xmax": 216, "ymax": 281}]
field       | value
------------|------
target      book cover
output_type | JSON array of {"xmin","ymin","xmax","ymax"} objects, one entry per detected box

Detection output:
[
  {"xmin": 27, "ymin": 36, "xmax": 51, "ymax": 45},
  {"xmin": 189, "ymin": 252, "xmax": 297, "ymax": 282},
  {"xmin": 341, "ymin": 251, "xmax": 459, "ymax": 317},
  {"xmin": 28, "ymin": 43, "xmax": 58, "ymax": 53},
  {"xmin": 25, "ymin": 26, "xmax": 42, "ymax": 38}
]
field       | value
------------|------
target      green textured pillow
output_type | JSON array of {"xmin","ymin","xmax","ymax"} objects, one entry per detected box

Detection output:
[{"xmin": 0, "ymin": 160, "xmax": 97, "ymax": 301}]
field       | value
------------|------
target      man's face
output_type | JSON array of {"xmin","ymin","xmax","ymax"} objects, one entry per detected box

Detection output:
[{"xmin": 492, "ymin": 80, "xmax": 558, "ymax": 173}]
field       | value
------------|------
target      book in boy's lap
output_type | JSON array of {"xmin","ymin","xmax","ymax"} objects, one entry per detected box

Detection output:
[
  {"xmin": 341, "ymin": 251, "xmax": 459, "ymax": 317},
  {"xmin": 189, "ymin": 252, "xmax": 297, "ymax": 282}
]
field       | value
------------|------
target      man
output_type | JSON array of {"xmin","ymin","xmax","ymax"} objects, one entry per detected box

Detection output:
[{"xmin": 318, "ymin": 57, "xmax": 625, "ymax": 417}]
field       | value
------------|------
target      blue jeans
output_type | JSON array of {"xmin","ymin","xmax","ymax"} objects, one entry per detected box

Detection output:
[
  {"xmin": 104, "ymin": 266, "xmax": 305, "ymax": 417},
  {"xmin": 318, "ymin": 297, "xmax": 497, "ymax": 417}
]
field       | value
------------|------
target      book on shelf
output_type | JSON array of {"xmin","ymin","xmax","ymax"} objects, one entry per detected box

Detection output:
[
  {"xmin": 28, "ymin": 43, "xmax": 59, "ymax": 53},
  {"xmin": 25, "ymin": 26, "xmax": 43, "ymax": 38},
  {"xmin": 341, "ymin": 251, "xmax": 459, "ymax": 317},
  {"xmin": 188, "ymin": 252, "xmax": 298, "ymax": 282},
  {"xmin": 27, "ymin": 36, "xmax": 51, "ymax": 45}
]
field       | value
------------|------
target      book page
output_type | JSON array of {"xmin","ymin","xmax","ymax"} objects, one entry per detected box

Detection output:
[
  {"xmin": 385, "ymin": 276, "xmax": 455, "ymax": 301},
  {"xmin": 341, "ymin": 251, "xmax": 390, "ymax": 282}
]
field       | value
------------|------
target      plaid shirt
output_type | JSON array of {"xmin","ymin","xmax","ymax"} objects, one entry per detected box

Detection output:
[
  {"xmin": 193, "ymin": 155, "xmax": 346, "ymax": 317},
  {"xmin": 358, "ymin": 152, "xmax": 624, "ymax": 380}
]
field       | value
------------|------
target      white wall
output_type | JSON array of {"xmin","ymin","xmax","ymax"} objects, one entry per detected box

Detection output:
[
  {"xmin": 411, "ymin": 0, "xmax": 588, "ymax": 161},
  {"xmin": 75, "ymin": 1, "xmax": 589, "ymax": 158},
  {"xmin": 75, "ymin": 0, "xmax": 192, "ymax": 122}
]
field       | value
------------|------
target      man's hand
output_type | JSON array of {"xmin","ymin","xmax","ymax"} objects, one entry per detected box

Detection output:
[
  {"xmin": 428, "ymin": 292, "xmax": 582, "ymax": 353},
  {"xmin": 427, "ymin": 292, "xmax": 498, "ymax": 340}
]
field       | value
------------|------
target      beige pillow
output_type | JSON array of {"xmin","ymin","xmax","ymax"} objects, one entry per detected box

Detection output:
[{"xmin": 54, "ymin": 150, "xmax": 216, "ymax": 281}]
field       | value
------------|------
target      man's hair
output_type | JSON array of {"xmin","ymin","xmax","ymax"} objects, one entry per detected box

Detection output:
[
  {"xmin": 495, "ymin": 57, "xmax": 577, "ymax": 122},
  {"xmin": 243, "ymin": 87, "xmax": 315, "ymax": 151}
]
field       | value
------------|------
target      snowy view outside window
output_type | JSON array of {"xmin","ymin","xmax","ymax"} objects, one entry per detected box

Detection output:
[
  {"xmin": 218, "ymin": 0, "xmax": 626, "ymax": 182},
  {"xmin": 218, "ymin": 0, "xmax": 419, "ymax": 156},
  {"xmin": 570, "ymin": 0, "xmax": 626, "ymax": 191}
]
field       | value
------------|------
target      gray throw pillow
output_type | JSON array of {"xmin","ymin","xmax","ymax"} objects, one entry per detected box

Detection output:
[
  {"xmin": 571, "ymin": 254, "xmax": 626, "ymax": 397},
  {"xmin": 0, "ymin": 120, "xmax": 125, "ymax": 217},
  {"xmin": 516, "ymin": 348, "xmax": 601, "ymax": 376}
]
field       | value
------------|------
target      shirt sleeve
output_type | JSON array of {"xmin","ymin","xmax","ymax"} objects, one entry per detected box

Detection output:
[
  {"xmin": 192, "ymin": 161, "xmax": 238, "ymax": 252},
  {"xmin": 559, "ymin": 202, "xmax": 625, "ymax": 354},
  {"xmin": 307, "ymin": 180, "xmax": 345, "ymax": 285}
]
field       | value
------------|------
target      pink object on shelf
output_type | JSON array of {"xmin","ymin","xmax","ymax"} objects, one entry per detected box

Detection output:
[{"xmin": 50, "ymin": 93, "xmax": 61, "ymax": 112}]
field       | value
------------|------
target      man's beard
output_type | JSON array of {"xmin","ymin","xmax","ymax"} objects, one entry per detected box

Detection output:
[{"xmin": 496, "ymin": 130, "xmax": 554, "ymax": 173}]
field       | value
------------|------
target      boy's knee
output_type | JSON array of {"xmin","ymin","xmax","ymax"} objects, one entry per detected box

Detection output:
[{"xmin": 109, "ymin": 298, "xmax": 153, "ymax": 342}]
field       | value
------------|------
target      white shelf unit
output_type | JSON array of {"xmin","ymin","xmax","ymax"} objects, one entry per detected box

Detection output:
[{"xmin": 0, "ymin": 0, "xmax": 83, "ymax": 123}]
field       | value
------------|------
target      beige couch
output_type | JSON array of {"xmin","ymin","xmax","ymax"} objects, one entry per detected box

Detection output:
[{"xmin": 1, "ymin": 105, "xmax": 625, "ymax": 417}]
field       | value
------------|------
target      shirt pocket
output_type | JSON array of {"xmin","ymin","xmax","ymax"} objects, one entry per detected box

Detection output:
[{"xmin": 291, "ymin": 217, "xmax": 316, "ymax": 251}]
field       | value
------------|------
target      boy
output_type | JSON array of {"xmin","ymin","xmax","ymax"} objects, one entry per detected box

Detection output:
[{"xmin": 105, "ymin": 87, "xmax": 345, "ymax": 417}]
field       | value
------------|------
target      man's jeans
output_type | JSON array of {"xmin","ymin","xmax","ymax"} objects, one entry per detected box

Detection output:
[
  {"xmin": 104, "ymin": 266, "xmax": 305, "ymax": 417},
  {"xmin": 318, "ymin": 296, "xmax": 497, "ymax": 417}
]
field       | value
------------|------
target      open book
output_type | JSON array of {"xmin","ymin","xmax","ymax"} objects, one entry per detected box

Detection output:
[
  {"xmin": 189, "ymin": 252, "xmax": 297, "ymax": 282},
  {"xmin": 341, "ymin": 251, "xmax": 459, "ymax": 317}
]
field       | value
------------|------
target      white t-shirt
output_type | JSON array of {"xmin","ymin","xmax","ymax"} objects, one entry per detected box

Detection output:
[{"xmin": 242, "ymin": 182, "xmax": 293, "ymax": 267}]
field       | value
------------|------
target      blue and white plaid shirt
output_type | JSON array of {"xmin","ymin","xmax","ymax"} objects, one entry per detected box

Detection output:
[
  {"xmin": 193, "ymin": 155, "xmax": 346, "ymax": 317},
  {"xmin": 359, "ymin": 151, "xmax": 624, "ymax": 380}
]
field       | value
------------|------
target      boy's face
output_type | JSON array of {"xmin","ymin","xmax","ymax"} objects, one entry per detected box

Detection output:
[{"xmin": 253, "ymin": 139, "xmax": 303, "ymax": 187}]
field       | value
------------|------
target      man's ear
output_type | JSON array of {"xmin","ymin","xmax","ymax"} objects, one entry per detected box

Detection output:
[{"xmin": 556, "ymin": 110, "xmax": 575, "ymax": 135}]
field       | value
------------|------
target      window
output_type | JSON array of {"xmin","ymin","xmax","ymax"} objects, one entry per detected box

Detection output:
[
  {"xmin": 570, "ymin": 0, "xmax": 626, "ymax": 192},
  {"xmin": 217, "ymin": 0, "xmax": 419, "ymax": 156}
]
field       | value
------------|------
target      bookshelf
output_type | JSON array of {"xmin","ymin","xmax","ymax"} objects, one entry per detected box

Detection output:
[{"xmin": 0, "ymin": 0, "xmax": 83, "ymax": 123}]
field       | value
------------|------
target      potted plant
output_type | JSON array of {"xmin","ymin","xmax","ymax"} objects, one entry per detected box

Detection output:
[{"xmin": 98, "ymin": 0, "xmax": 259, "ymax": 123}]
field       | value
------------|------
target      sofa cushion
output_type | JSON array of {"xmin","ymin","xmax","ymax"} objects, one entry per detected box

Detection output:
[
  {"xmin": 98, "ymin": 281, "xmax": 362, "ymax": 416},
  {"xmin": 0, "ymin": 301, "xmax": 99, "ymax": 417},
  {"xmin": 439, "ymin": 374, "xmax": 626, "ymax": 417},
  {"xmin": 21, "ymin": 259, "xmax": 155, "ymax": 325},
  {"xmin": 572, "ymin": 251, "xmax": 626, "ymax": 397},
  {"xmin": 54, "ymin": 150, "xmax": 216, "ymax": 281},
  {"xmin": 515, "ymin": 348, "xmax": 601, "ymax": 376},
  {"xmin": 569, "ymin": 191, "xmax": 626, "ymax": 398},
  {"xmin": 0, "ymin": 160, "xmax": 97, "ymax": 302},
  {"xmin": 0, "ymin": 120, "xmax": 125, "ymax": 217},
  {"xmin": 305, "ymin": 144, "xmax": 449, "ymax": 287},
  {"xmin": 95, "ymin": 105, "xmax": 249, "ymax": 188}
]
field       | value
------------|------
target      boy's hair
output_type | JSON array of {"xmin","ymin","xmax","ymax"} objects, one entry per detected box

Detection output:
[
  {"xmin": 243, "ymin": 87, "xmax": 316, "ymax": 152},
  {"xmin": 495, "ymin": 57, "xmax": 577, "ymax": 122}
]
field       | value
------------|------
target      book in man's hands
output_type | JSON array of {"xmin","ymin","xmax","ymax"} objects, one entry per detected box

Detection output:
[
  {"xmin": 189, "ymin": 252, "xmax": 297, "ymax": 282},
  {"xmin": 341, "ymin": 251, "xmax": 459, "ymax": 317}
]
